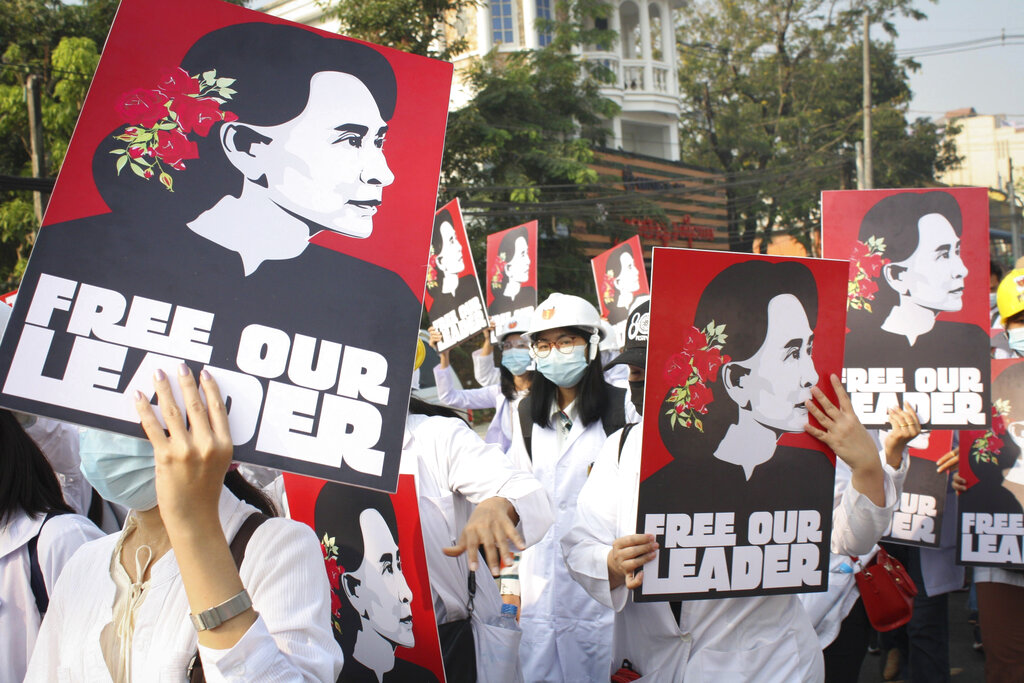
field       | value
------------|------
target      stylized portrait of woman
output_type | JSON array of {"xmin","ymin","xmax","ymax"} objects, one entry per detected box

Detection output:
[
  {"xmin": 604, "ymin": 242, "xmax": 642, "ymax": 317},
  {"xmin": 426, "ymin": 208, "xmax": 480, "ymax": 315},
  {"xmin": 652, "ymin": 260, "xmax": 835, "ymax": 513},
  {"xmin": 315, "ymin": 483, "xmax": 439, "ymax": 683},
  {"xmin": 965, "ymin": 363, "xmax": 1024, "ymax": 514},
  {"xmin": 489, "ymin": 225, "xmax": 535, "ymax": 315},
  {"xmin": 845, "ymin": 191, "xmax": 986, "ymax": 369}
]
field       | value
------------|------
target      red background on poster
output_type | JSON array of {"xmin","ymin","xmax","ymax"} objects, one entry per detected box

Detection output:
[
  {"xmin": 640, "ymin": 248, "xmax": 848, "ymax": 483},
  {"xmin": 284, "ymin": 473, "xmax": 447, "ymax": 682},
  {"xmin": 423, "ymin": 198, "xmax": 485, "ymax": 313},
  {"xmin": 590, "ymin": 235, "xmax": 650, "ymax": 320},
  {"xmin": 484, "ymin": 221, "xmax": 538, "ymax": 309},
  {"xmin": 39, "ymin": 0, "xmax": 451, "ymax": 298}
]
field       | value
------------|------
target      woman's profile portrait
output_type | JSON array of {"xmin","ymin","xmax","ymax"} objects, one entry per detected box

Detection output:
[
  {"xmin": 604, "ymin": 242, "xmax": 642, "ymax": 316},
  {"xmin": 425, "ymin": 208, "xmax": 479, "ymax": 313},
  {"xmin": 489, "ymin": 225, "xmax": 536, "ymax": 316}
]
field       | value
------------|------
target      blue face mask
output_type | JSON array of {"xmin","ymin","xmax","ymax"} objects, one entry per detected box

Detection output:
[
  {"xmin": 1009, "ymin": 328, "xmax": 1024, "ymax": 356},
  {"xmin": 79, "ymin": 430, "xmax": 158, "ymax": 511},
  {"xmin": 535, "ymin": 346, "xmax": 589, "ymax": 388},
  {"xmin": 501, "ymin": 348, "xmax": 532, "ymax": 376}
]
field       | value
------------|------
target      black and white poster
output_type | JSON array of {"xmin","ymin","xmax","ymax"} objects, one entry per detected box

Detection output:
[{"xmin": 424, "ymin": 199, "xmax": 487, "ymax": 352}]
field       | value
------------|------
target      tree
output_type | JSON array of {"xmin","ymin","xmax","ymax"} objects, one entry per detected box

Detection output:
[
  {"xmin": 320, "ymin": 0, "xmax": 474, "ymax": 60},
  {"xmin": 675, "ymin": 0, "xmax": 955, "ymax": 254}
]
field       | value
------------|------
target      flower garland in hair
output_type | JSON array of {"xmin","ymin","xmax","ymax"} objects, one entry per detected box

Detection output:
[
  {"xmin": 847, "ymin": 237, "xmax": 890, "ymax": 312},
  {"xmin": 111, "ymin": 67, "xmax": 239, "ymax": 192},
  {"xmin": 490, "ymin": 251, "xmax": 507, "ymax": 292},
  {"xmin": 601, "ymin": 268, "xmax": 615, "ymax": 306},
  {"xmin": 972, "ymin": 400, "xmax": 1011, "ymax": 465},
  {"xmin": 426, "ymin": 246, "xmax": 439, "ymax": 290},
  {"xmin": 321, "ymin": 533, "xmax": 345, "ymax": 630},
  {"xmin": 663, "ymin": 321, "xmax": 730, "ymax": 432}
]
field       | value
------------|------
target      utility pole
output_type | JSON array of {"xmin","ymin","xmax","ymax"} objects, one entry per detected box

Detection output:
[
  {"xmin": 855, "ymin": 141, "xmax": 864, "ymax": 190},
  {"xmin": 1009, "ymin": 158, "xmax": 1021, "ymax": 262},
  {"xmin": 862, "ymin": 13, "xmax": 873, "ymax": 190},
  {"xmin": 26, "ymin": 75, "xmax": 48, "ymax": 225}
]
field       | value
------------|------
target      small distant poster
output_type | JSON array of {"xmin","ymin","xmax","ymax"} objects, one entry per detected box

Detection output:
[
  {"xmin": 635, "ymin": 248, "xmax": 848, "ymax": 601},
  {"xmin": 880, "ymin": 430, "xmax": 953, "ymax": 548},
  {"xmin": 822, "ymin": 188, "xmax": 991, "ymax": 431},
  {"xmin": 591, "ymin": 236, "xmax": 649, "ymax": 347},
  {"xmin": 285, "ymin": 467, "xmax": 446, "ymax": 682},
  {"xmin": 957, "ymin": 359, "xmax": 1024, "ymax": 570},
  {"xmin": 424, "ymin": 199, "xmax": 487, "ymax": 351},
  {"xmin": 485, "ymin": 221, "xmax": 538, "ymax": 339}
]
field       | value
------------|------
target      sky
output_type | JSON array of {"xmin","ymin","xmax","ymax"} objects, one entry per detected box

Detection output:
[{"xmin": 890, "ymin": 0, "xmax": 1024, "ymax": 123}]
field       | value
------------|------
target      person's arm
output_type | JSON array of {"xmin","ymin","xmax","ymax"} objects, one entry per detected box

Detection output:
[{"xmin": 434, "ymin": 362, "xmax": 503, "ymax": 410}]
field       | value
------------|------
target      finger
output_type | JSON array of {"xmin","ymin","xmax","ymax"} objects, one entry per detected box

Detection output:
[
  {"xmin": 904, "ymin": 402, "xmax": 921, "ymax": 430},
  {"xmin": 618, "ymin": 541, "xmax": 659, "ymax": 561},
  {"xmin": 616, "ymin": 534, "xmax": 655, "ymax": 548},
  {"xmin": 489, "ymin": 517, "xmax": 512, "ymax": 568},
  {"xmin": 177, "ymin": 363, "xmax": 212, "ymax": 442},
  {"xmin": 498, "ymin": 514, "xmax": 526, "ymax": 553},
  {"xmin": 481, "ymin": 536, "xmax": 501, "ymax": 576},
  {"xmin": 625, "ymin": 569, "xmax": 643, "ymax": 590},
  {"xmin": 461, "ymin": 529, "xmax": 481, "ymax": 571},
  {"xmin": 830, "ymin": 374, "xmax": 854, "ymax": 411},
  {"xmin": 810, "ymin": 385, "xmax": 840, "ymax": 419},
  {"xmin": 804, "ymin": 422, "xmax": 828, "ymax": 442},
  {"xmin": 936, "ymin": 450, "xmax": 959, "ymax": 473},
  {"xmin": 622, "ymin": 550, "xmax": 658, "ymax": 572},
  {"xmin": 952, "ymin": 474, "xmax": 967, "ymax": 493},
  {"xmin": 135, "ymin": 389, "xmax": 170, "ymax": 451},
  {"xmin": 442, "ymin": 541, "xmax": 466, "ymax": 558},
  {"xmin": 804, "ymin": 398, "xmax": 833, "ymax": 428},
  {"xmin": 199, "ymin": 370, "xmax": 231, "ymax": 443},
  {"xmin": 152, "ymin": 368, "xmax": 187, "ymax": 438}
]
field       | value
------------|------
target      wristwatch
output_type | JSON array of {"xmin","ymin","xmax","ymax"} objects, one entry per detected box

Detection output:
[{"xmin": 189, "ymin": 589, "xmax": 253, "ymax": 631}]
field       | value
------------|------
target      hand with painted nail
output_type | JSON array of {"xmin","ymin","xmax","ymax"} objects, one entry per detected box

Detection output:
[
  {"xmin": 882, "ymin": 402, "xmax": 922, "ymax": 468},
  {"xmin": 443, "ymin": 496, "xmax": 525, "ymax": 577},
  {"xmin": 804, "ymin": 374, "xmax": 886, "ymax": 506},
  {"xmin": 607, "ymin": 534, "xmax": 658, "ymax": 590},
  {"xmin": 135, "ymin": 364, "xmax": 233, "ymax": 531}
]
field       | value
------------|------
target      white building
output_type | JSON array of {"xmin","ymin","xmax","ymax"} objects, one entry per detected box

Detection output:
[{"xmin": 938, "ymin": 107, "xmax": 1024, "ymax": 191}]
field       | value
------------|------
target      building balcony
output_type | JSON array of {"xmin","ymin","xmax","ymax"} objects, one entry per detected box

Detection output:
[{"xmin": 585, "ymin": 52, "xmax": 679, "ymax": 115}]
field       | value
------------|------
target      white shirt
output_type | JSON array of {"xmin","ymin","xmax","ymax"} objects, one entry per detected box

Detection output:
[
  {"xmin": 472, "ymin": 348, "xmax": 502, "ymax": 387},
  {"xmin": 1, "ymin": 510, "xmax": 104, "ymax": 683},
  {"xmin": 24, "ymin": 487, "xmax": 343, "ymax": 682},
  {"xmin": 434, "ymin": 363, "xmax": 525, "ymax": 451},
  {"xmin": 562, "ymin": 425, "xmax": 906, "ymax": 682}
]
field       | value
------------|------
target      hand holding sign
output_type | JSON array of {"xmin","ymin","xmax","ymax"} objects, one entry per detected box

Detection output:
[
  {"xmin": 607, "ymin": 533, "xmax": 659, "ymax": 590},
  {"xmin": 882, "ymin": 402, "xmax": 923, "ymax": 467}
]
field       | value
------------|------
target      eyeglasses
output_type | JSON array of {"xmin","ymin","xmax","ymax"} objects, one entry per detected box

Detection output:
[
  {"xmin": 532, "ymin": 335, "xmax": 584, "ymax": 358},
  {"xmin": 500, "ymin": 340, "xmax": 530, "ymax": 351}
]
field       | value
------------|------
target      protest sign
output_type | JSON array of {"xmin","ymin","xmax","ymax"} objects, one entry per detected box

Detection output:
[
  {"xmin": 424, "ymin": 199, "xmax": 487, "ymax": 352},
  {"xmin": 880, "ymin": 430, "xmax": 953, "ymax": 548},
  {"xmin": 285, "ymin": 465, "xmax": 446, "ymax": 682},
  {"xmin": 485, "ymin": 221, "xmax": 537, "ymax": 340},
  {"xmin": 0, "ymin": 0, "xmax": 452, "ymax": 492},
  {"xmin": 957, "ymin": 359, "xmax": 1024, "ymax": 570},
  {"xmin": 635, "ymin": 248, "xmax": 847, "ymax": 601},
  {"xmin": 591, "ymin": 236, "xmax": 649, "ymax": 347},
  {"xmin": 822, "ymin": 189, "xmax": 991, "ymax": 431}
]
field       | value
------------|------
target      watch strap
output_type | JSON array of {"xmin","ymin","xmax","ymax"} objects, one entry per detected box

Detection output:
[{"xmin": 190, "ymin": 588, "xmax": 252, "ymax": 631}]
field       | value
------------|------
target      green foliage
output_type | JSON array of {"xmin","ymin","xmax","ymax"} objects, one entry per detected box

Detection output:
[{"xmin": 319, "ymin": 0, "xmax": 474, "ymax": 60}]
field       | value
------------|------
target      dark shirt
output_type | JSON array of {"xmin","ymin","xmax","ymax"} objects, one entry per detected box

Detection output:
[{"xmin": 339, "ymin": 653, "xmax": 440, "ymax": 682}]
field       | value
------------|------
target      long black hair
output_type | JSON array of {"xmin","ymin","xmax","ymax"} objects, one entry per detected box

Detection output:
[
  {"xmin": 224, "ymin": 469, "xmax": 278, "ymax": 517},
  {"xmin": 530, "ymin": 326, "xmax": 610, "ymax": 429},
  {"xmin": 0, "ymin": 411, "xmax": 73, "ymax": 525},
  {"xmin": 408, "ymin": 395, "xmax": 468, "ymax": 423}
]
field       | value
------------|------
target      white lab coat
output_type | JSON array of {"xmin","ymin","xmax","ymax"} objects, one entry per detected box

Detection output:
[
  {"xmin": 434, "ymin": 363, "xmax": 524, "ymax": 451},
  {"xmin": 562, "ymin": 426, "xmax": 906, "ymax": 683},
  {"xmin": 508, "ymin": 399, "xmax": 631, "ymax": 683},
  {"xmin": 24, "ymin": 487, "xmax": 343, "ymax": 682},
  {"xmin": 473, "ymin": 348, "xmax": 502, "ymax": 387},
  {"xmin": 405, "ymin": 413, "xmax": 553, "ymax": 683},
  {"xmin": 1, "ymin": 510, "xmax": 103, "ymax": 683}
]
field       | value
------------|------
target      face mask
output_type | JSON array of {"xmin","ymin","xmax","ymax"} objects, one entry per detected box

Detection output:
[
  {"xmin": 79, "ymin": 430, "xmax": 159, "ymax": 511},
  {"xmin": 628, "ymin": 380, "xmax": 645, "ymax": 416},
  {"xmin": 991, "ymin": 292, "xmax": 998, "ymax": 309},
  {"xmin": 501, "ymin": 348, "xmax": 532, "ymax": 376},
  {"xmin": 535, "ymin": 346, "xmax": 589, "ymax": 388},
  {"xmin": 1009, "ymin": 328, "xmax": 1024, "ymax": 357}
]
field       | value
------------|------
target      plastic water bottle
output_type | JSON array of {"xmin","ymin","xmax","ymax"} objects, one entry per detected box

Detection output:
[{"xmin": 499, "ymin": 602, "xmax": 520, "ymax": 630}]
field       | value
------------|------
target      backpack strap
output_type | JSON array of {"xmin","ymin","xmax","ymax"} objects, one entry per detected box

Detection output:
[
  {"xmin": 27, "ymin": 509, "xmax": 72, "ymax": 616},
  {"xmin": 602, "ymin": 386, "xmax": 628, "ymax": 437},
  {"xmin": 617, "ymin": 423, "xmax": 637, "ymax": 464},
  {"xmin": 187, "ymin": 511, "xmax": 269, "ymax": 683},
  {"xmin": 517, "ymin": 395, "xmax": 533, "ymax": 461}
]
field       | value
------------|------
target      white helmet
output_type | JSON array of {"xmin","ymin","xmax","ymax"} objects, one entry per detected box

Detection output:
[{"xmin": 524, "ymin": 293, "xmax": 604, "ymax": 360}]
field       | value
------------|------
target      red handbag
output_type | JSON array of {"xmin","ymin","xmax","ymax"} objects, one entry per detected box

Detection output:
[{"xmin": 852, "ymin": 546, "xmax": 918, "ymax": 631}]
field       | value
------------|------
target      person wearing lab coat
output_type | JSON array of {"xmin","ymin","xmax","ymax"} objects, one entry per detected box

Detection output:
[
  {"xmin": 562, "ymin": 297, "xmax": 916, "ymax": 682},
  {"xmin": 508, "ymin": 293, "xmax": 636, "ymax": 682}
]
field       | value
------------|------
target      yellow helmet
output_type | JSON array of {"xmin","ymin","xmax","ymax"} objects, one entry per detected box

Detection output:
[
  {"xmin": 997, "ymin": 269, "xmax": 1024, "ymax": 325},
  {"xmin": 414, "ymin": 337, "xmax": 426, "ymax": 370}
]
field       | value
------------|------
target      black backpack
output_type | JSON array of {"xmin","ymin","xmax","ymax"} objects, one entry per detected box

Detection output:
[{"xmin": 27, "ymin": 510, "xmax": 72, "ymax": 616}]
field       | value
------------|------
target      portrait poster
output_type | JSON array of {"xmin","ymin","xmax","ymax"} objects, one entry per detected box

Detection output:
[
  {"xmin": 0, "ymin": 0, "xmax": 453, "ymax": 492},
  {"xmin": 285, "ymin": 465, "xmax": 446, "ymax": 682},
  {"xmin": 424, "ymin": 199, "xmax": 487, "ymax": 352},
  {"xmin": 957, "ymin": 358, "xmax": 1024, "ymax": 570},
  {"xmin": 821, "ymin": 188, "xmax": 991, "ymax": 431},
  {"xmin": 635, "ymin": 248, "xmax": 848, "ymax": 601},
  {"xmin": 880, "ymin": 430, "xmax": 953, "ymax": 548},
  {"xmin": 485, "ymin": 221, "xmax": 538, "ymax": 340},
  {"xmin": 591, "ymin": 235, "xmax": 649, "ymax": 347}
]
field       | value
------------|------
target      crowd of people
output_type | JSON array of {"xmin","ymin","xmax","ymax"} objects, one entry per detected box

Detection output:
[{"xmin": 4, "ymin": 267, "xmax": 1024, "ymax": 682}]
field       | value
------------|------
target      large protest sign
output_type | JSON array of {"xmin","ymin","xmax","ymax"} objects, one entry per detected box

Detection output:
[
  {"xmin": 485, "ymin": 221, "xmax": 538, "ymax": 340},
  {"xmin": 880, "ymin": 430, "xmax": 953, "ymax": 548},
  {"xmin": 0, "ymin": 0, "xmax": 452, "ymax": 492},
  {"xmin": 957, "ymin": 359, "xmax": 1024, "ymax": 570},
  {"xmin": 424, "ymin": 199, "xmax": 487, "ymax": 352},
  {"xmin": 635, "ymin": 248, "xmax": 847, "ymax": 601},
  {"xmin": 591, "ymin": 236, "xmax": 649, "ymax": 347},
  {"xmin": 285, "ymin": 464, "xmax": 446, "ymax": 682},
  {"xmin": 822, "ymin": 188, "xmax": 991, "ymax": 431}
]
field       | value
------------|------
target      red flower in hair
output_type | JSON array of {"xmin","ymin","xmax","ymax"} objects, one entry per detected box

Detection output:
[{"xmin": 116, "ymin": 88, "xmax": 170, "ymax": 128}]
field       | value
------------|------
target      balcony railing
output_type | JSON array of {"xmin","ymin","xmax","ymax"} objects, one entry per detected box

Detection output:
[{"xmin": 584, "ymin": 54, "xmax": 677, "ymax": 98}]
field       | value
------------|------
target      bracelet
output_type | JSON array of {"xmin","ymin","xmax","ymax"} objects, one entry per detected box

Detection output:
[{"xmin": 189, "ymin": 589, "xmax": 253, "ymax": 631}]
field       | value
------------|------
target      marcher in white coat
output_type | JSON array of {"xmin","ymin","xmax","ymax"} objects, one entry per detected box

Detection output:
[
  {"xmin": 562, "ymin": 298, "xmax": 916, "ymax": 682},
  {"xmin": 1, "ymin": 410, "xmax": 104, "ymax": 683},
  {"xmin": 404, "ymin": 393, "xmax": 553, "ymax": 683},
  {"xmin": 508, "ymin": 293, "xmax": 636, "ymax": 682}
]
